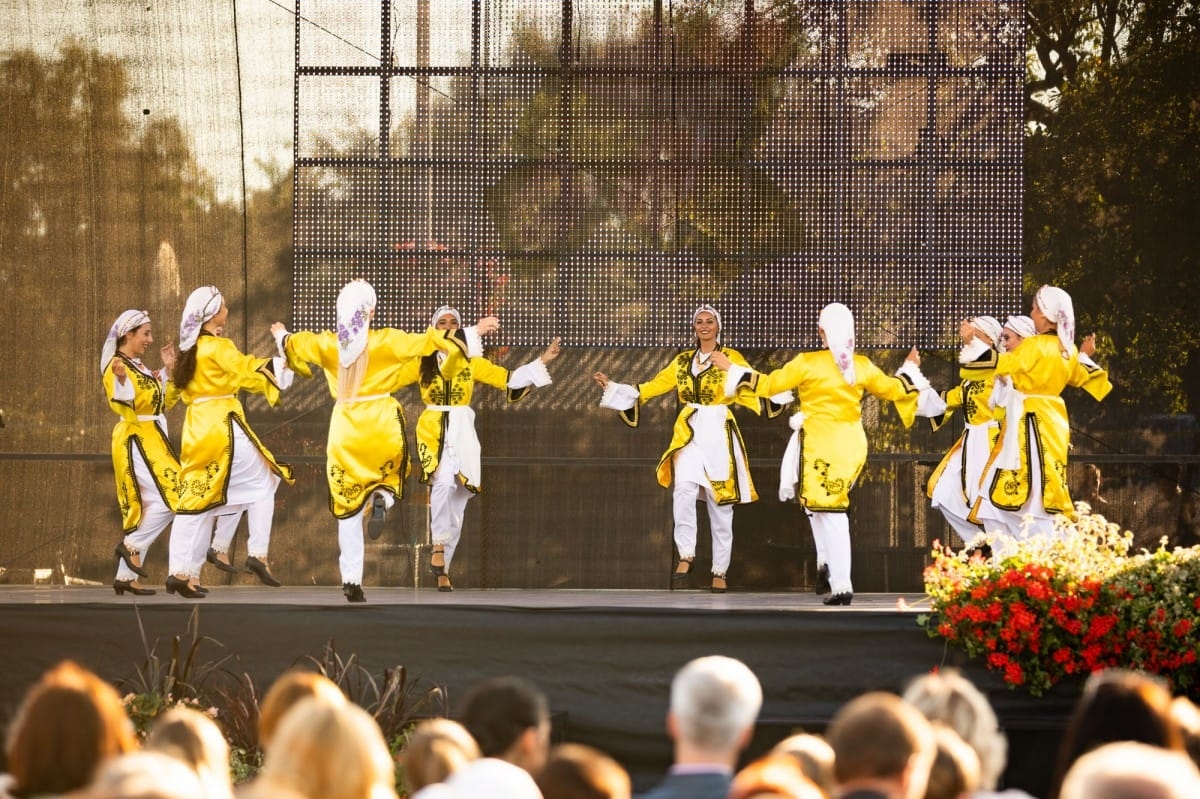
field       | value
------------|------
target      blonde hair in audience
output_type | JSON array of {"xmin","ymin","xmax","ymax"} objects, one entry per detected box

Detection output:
[
  {"xmin": 400, "ymin": 717, "xmax": 481, "ymax": 793},
  {"xmin": 257, "ymin": 669, "xmax": 346, "ymax": 749}
]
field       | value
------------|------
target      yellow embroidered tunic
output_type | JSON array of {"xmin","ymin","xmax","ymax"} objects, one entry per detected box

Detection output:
[
  {"xmin": 976, "ymin": 333, "xmax": 1112, "ymax": 519},
  {"xmin": 624, "ymin": 348, "xmax": 761, "ymax": 504},
  {"xmin": 103, "ymin": 355, "xmax": 180, "ymax": 532},
  {"xmin": 926, "ymin": 349, "xmax": 1001, "ymax": 504},
  {"xmin": 283, "ymin": 327, "xmax": 458, "ymax": 517},
  {"xmin": 748, "ymin": 351, "xmax": 921, "ymax": 512},
  {"xmin": 397, "ymin": 347, "xmax": 532, "ymax": 492},
  {"xmin": 174, "ymin": 335, "xmax": 294, "ymax": 513}
]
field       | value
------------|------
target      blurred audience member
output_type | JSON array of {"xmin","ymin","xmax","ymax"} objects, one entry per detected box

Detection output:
[
  {"xmin": 770, "ymin": 733, "xmax": 836, "ymax": 797},
  {"xmin": 825, "ymin": 691, "xmax": 936, "ymax": 799},
  {"xmin": 457, "ymin": 675, "xmax": 552, "ymax": 777},
  {"xmin": 1047, "ymin": 668, "xmax": 1184, "ymax": 799},
  {"xmin": 727, "ymin": 755, "xmax": 826, "ymax": 799},
  {"xmin": 240, "ymin": 697, "xmax": 396, "ymax": 799},
  {"xmin": 145, "ymin": 705, "xmax": 234, "ymax": 799},
  {"xmin": 1057, "ymin": 741, "xmax": 1200, "ymax": 799},
  {"xmin": 0, "ymin": 660, "xmax": 137, "ymax": 798},
  {"xmin": 81, "ymin": 751, "xmax": 206, "ymax": 799},
  {"xmin": 401, "ymin": 718, "xmax": 480, "ymax": 798},
  {"xmin": 902, "ymin": 669, "xmax": 1033, "ymax": 798},
  {"xmin": 636, "ymin": 655, "xmax": 763, "ymax": 799},
  {"xmin": 923, "ymin": 726, "xmax": 980, "ymax": 799},
  {"xmin": 1170, "ymin": 696, "xmax": 1200, "ymax": 768},
  {"xmin": 256, "ymin": 669, "xmax": 346, "ymax": 751},
  {"xmin": 536, "ymin": 743, "xmax": 632, "ymax": 799}
]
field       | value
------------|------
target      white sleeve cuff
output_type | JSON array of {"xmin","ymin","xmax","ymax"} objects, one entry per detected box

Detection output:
[
  {"xmin": 895, "ymin": 359, "xmax": 931, "ymax": 391},
  {"xmin": 599, "ymin": 381, "xmax": 639, "ymax": 411},
  {"xmin": 769, "ymin": 390, "xmax": 794, "ymax": 405},
  {"xmin": 111, "ymin": 376, "xmax": 135, "ymax": 402},
  {"xmin": 508, "ymin": 357, "xmax": 552, "ymax": 389},
  {"xmin": 462, "ymin": 326, "xmax": 484, "ymax": 358},
  {"xmin": 273, "ymin": 327, "xmax": 290, "ymax": 358},
  {"xmin": 272, "ymin": 357, "xmax": 295, "ymax": 391},
  {"xmin": 1079, "ymin": 351, "xmax": 1100, "ymax": 369},
  {"xmin": 724, "ymin": 364, "xmax": 751, "ymax": 397},
  {"xmin": 916, "ymin": 387, "xmax": 948, "ymax": 418}
]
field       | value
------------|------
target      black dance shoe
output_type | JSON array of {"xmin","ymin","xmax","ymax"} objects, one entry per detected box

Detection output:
[
  {"xmin": 165, "ymin": 575, "xmax": 206, "ymax": 599},
  {"xmin": 114, "ymin": 542, "xmax": 148, "ymax": 578},
  {"xmin": 711, "ymin": 574, "xmax": 727, "ymax": 594},
  {"xmin": 245, "ymin": 556, "xmax": 282, "ymax": 587},
  {"xmin": 365, "ymin": 493, "xmax": 387, "ymax": 541},
  {"xmin": 437, "ymin": 574, "xmax": 454, "ymax": 593},
  {"xmin": 815, "ymin": 563, "xmax": 831, "ymax": 595},
  {"xmin": 206, "ymin": 548, "xmax": 239, "ymax": 573},
  {"xmin": 113, "ymin": 579, "xmax": 156, "ymax": 596},
  {"xmin": 822, "ymin": 592, "xmax": 853, "ymax": 606},
  {"xmin": 671, "ymin": 558, "xmax": 693, "ymax": 589},
  {"xmin": 343, "ymin": 583, "xmax": 366, "ymax": 603},
  {"xmin": 429, "ymin": 548, "xmax": 447, "ymax": 577}
]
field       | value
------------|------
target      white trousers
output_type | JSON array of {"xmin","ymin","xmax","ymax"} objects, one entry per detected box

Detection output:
[
  {"xmin": 808, "ymin": 511, "xmax": 853, "ymax": 594},
  {"xmin": 169, "ymin": 495, "xmax": 276, "ymax": 578},
  {"xmin": 430, "ymin": 457, "xmax": 473, "ymax": 570},
  {"xmin": 673, "ymin": 479, "xmax": 734, "ymax": 576},
  {"xmin": 116, "ymin": 447, "xmax": 175, "ymax": 582},
  {"xmin": 337, "ymin": 490, "xmax": 394, "ymax": 586}
]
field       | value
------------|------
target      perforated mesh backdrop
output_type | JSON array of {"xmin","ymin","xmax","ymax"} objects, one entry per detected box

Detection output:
[
  {"xmin": 1, "ymin": 1, "xmax": 1186, "ymax": 595},
  {"xmin": 292, "ymin": 0, "xmax": 1023, "ymax": 346}
]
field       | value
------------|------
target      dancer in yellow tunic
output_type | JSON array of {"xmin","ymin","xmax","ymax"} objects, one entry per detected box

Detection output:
[
  {"xmin": 714, "ymin": 302, "xmax": 926, "ymax": 605},
  {"xmin": 101, "ymin": 310, "xmax": 177, "ymax": 596},
  {"xmin": 398, "ymin": 305, "xmax": 561, "ymax": 592},
  {"xmin": 972, "ymin": 286, "xmax": 1112, "ymax": 541},
  {"xmin": 923, "ymin": 316, "xmax": 1004, "ymax": 547},
  {"xmin": 593, "ymin": 305, "xmax": 768, "ymax": 594},
  {"xmin": 166, "ymin": 286, "xmax": 295, "ymax": 598},
  {"xmin": 274, "ymin": 283, "xmax": 498, "ymax": 602}
]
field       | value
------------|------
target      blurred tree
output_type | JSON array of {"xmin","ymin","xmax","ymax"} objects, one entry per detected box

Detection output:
[{"xmin": 1024, "ymin": 2, "xmax": 1200, "ymax": 415}]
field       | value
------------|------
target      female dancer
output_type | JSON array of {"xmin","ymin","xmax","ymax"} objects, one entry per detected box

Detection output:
[
  {"xmin": 972, "ymin": 286, "xmax": 1111, "ymax": 541},
  {"xmin": 274, "ymin": 283, "xmax": 499, "ymax": 602},
  {"xmin": 593, "ymin": 305, "xmax": 765, "ymax": 593},
  {"xmin": 101, "ymin": 310, "xmax": 176, "ymax": 595},
  {"xmin": 923, "ymin": 316, "xmax": 1004, "ymax": 546},
  {"xmin": 166, "ymin": 285, "xmax": 294, "ymax": 598},
  {"xmin": 399, "ymin": 305, "xmax": 560, "ymax": 592},
  {"xmin": 713, "ymin": 302, "xmax": 926, "ymax": 605}
]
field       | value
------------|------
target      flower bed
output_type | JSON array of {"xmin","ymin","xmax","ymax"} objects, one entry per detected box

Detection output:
[{"xmin": 919, "ymin": 508, "xmax": 1200, "ymax": 697}]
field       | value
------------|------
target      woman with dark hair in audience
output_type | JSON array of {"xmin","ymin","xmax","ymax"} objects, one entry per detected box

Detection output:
[
  {"xmin": 0, "ymin": 660, "xmax": 137, "ymax": 798},
  {"xmin": 100, "ymin": 310, "xmax": 178, "ymax": 596},
  {"xmin": 1046, "ymin": 668, "xmax": 1186, "ymax": 799},
  {"xmin": 167, "ymin": 285, "xmax": 295, "ymax": 597}
]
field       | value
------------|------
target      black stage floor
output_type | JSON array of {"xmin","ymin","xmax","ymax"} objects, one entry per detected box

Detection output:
[{"xmin": 0, "ymin": 587, "xmax": 1073, "ymax": 796}]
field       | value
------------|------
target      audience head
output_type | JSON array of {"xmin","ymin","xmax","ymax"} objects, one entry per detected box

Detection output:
[
  {"xmin": 144, "ymin": 705, "xmax": 233, "ymax": 799},
  {"xmin": 446, "ymin": 757, "xmax": 545, "ymax": 799},
  {"xmin": 770, "ymin": 733, "xmax": 836, "ymax": 797},
  {"xmin": 401, "ymin": 717, "xmax": 481, "ymax": 794},
  {"xmin": 1058, "ymin": 741, "xmax": 1200, "ymax": 799},
  {"xmin": 458, "ymin": 675, "xmax": 551, "ymax": 774},
  {"xmin": 1171, "ymin": 696, "xmax": 1200, "ymax": 767},
  {"xmin": 667, "ymin": 655, "xmax": 763, "ymax": 764},
  {"xmin": 257, "ymin": 669, "xmax": 346, "ymax": 750},
  {"xmin": 257, "ymin": 697, "xmax": 395, "ymax": 799},
  {"xmin": 923, "ymin": 725, "xmax": 981, "ymax": 799},
  {"xmin": 1050, "ymin": 668, "xmax": 1182, "ymax": 798},
  {"xmin": 535, "ymin": 743, "xmax": 631, "ymax": 799},
  {"xmin": 902, "ymin": 668, "xmax": 1007, "ymax": 789},
  {"xmin": 727, "ymin": 755, "xmax": 826, "ymax": 799},
  {"xmin": 3, "ymin": 660, "xmax": 137, "ymax": 797},
  {"xmin": 83, "ymin": 751, "xmax": 206, "ymax": 799},
  {"xmin": 825, "ymin": 691, "xmax": 936, "ymax": 799}
]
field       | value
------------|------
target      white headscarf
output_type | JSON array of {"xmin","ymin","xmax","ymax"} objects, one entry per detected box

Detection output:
[
  {"xmin": 431, "ymin": 305, "xmax": 462, "ymax": 329},
  {"xmin": 970, "ymin": 316, "xmax": 1003, "ymax": 349},
  {"xmin": 100, "ymin": 310, "xmax": 151, "ymax": 374},
  {"xmin": 1004, "ymin": 314, "xmax": 1037, "ymax": 342},
  {"xmin": 818, "ymin": 302, "xmax": 856, "ymax": 385},
  {"xmin": 179, "ymin": 286, "xmax": 224, "ymax": 351},
  {"xmin": 336, "ymin": 280, "xmax": 378, "ymax": 368},
  {"xmin": 692, "ymin": 304, "xmax": 722, "ymax": 342},
  {"xmin": 1035, "ymin": 285, "xmax": 1076, "ymax": 358}
]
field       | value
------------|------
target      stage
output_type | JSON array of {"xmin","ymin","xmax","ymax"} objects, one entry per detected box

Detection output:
[{"xmin": 0, "ymin": 586, "xmax": 1073, "ymax": 796}]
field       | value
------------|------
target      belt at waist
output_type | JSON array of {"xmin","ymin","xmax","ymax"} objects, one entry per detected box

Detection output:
[
  {"xmin": 425, "ymin": 405, "xmax": 464, "ymax": 412},
  {"xmin": 192, "ymin": 394, "xmax": 235, "ymax": 404},
  {"xmin": 136, "ymin": 414, "xmax": 163, "ymax": 422},
  {"xmin": 337, "ymin": 393, "xmax": 392, "ymax": 405}
]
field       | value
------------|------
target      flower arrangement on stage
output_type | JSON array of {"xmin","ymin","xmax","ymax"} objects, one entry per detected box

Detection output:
[{"xmin": 918, "ymin": 507, "xmax": 1200, "ymax": 697}]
